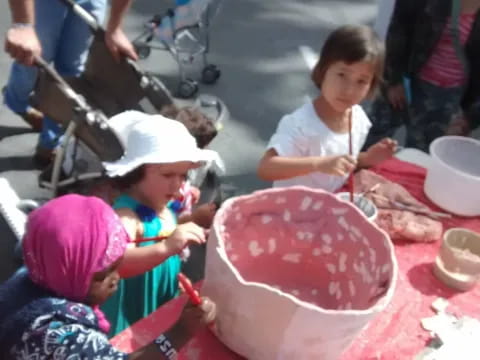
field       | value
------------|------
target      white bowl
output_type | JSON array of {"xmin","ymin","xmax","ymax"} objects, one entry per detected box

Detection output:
[
  {"xmin": 424, "ymin": 136, "xmax": 480, "ymax": 216},
  {"xmin": 336, "ymin": 192, "xmax": 378, "ymax": 222}
]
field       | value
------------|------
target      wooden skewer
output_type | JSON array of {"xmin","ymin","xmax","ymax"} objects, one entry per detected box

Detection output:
[
  {"xmin": 348, "ymin": 114, "xmax": 354, "ymax": 203},
  {"xmin": 370, "ymin": 193, "xmax": 452, "ymax": 219},
  {"xmin": 132, "ymin": 235, "xmax": 168, "ymax": 244}
]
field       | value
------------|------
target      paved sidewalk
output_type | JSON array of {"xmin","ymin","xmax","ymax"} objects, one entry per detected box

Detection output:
[{"xmin": 0, "ymin": 0, "xmax": 379, "ymax": 282}]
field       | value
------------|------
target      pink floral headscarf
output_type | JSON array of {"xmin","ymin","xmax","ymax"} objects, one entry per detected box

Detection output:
[{"xmin": 22, "ymin": 195, "xmax": 129, "ymax": 333}]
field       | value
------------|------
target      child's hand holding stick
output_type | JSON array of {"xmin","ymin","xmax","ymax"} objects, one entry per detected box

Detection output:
[
  {"xmin": 314, "ymin": 155, "xmax": 357, "ymax": 176},
  {"xmin": 178, "ymin": 273, "xmax": 216, "ymax": 331}
]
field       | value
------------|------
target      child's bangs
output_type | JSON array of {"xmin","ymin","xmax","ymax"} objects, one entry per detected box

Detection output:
[{"xmin": 340, "ymin": 44, "xmax": 381, "ymax": 65}]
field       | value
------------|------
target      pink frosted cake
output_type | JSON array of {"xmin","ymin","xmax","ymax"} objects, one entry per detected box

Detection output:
[{"xmin": 202, "ymin": 187, "xmax": 398, "ymax": 360}]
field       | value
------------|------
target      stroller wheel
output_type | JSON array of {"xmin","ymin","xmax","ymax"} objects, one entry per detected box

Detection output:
[
  {"xmin": 134, "ymin": 44, "xmax": 151, "ymax": 59},
  {"xmin": 177, "ymin": 79, "xmax": 199, "ymax": 99},
  {"xmin": 201, "ymin": 64, "xmax": 221, "ymax": 85}
]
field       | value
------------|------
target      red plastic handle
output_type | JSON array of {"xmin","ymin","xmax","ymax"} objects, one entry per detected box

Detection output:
[
  {"xmin": 178, "ymin": 273, "xmax": 202, "ymax": 306},
  {"xmin": 132, "ymin": 235, "xmax": 168, "ymax": 244}
]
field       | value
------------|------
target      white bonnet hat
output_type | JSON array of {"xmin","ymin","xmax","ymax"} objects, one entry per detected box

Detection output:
[{"xmin": 104, "ymin": 111, "xmax": 220, "ymax": 177}]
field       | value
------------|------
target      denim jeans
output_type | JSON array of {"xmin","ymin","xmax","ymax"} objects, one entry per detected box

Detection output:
[
  {"xmin": 3, "ymin": 0, "xmax": 106, "ymax": 149},
  {"xmin": 365, "ymin": 78, "xmax": 463, "ymax": 152}
]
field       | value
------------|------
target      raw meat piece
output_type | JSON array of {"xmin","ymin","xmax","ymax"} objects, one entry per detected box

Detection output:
[
  {"xmin": 355, "ymin": 170, "xmax": 428, "ymax": 209},
  {"xmin": 354, "ymin": 170, "xmax": 443, "ymax": 242},
  {"xmin": 376, "ymin": 209, "xmax": 442, "ymax": 242}
]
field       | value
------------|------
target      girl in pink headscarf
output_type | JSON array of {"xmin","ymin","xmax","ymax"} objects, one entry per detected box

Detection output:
[{"xmin": 0, "ymin": 195, "xmax": 215, "ymax": 358}]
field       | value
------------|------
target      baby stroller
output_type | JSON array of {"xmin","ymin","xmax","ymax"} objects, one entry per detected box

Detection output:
[
  {"xmin": 132, "ymin": 0, "xmax": 223, "ymax": 98},
  {"xmin": 29, "ymin": 0, "xmax": 228, "ymax": 198},
  {"xmin": 0, "ymin": 0, "xmax": 229, "ymax": 273}
]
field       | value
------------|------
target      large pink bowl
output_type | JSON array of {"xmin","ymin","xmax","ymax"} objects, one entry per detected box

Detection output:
[{"xmin": 202, "ymin": 187, "xmax": 397, "ymax": 360}]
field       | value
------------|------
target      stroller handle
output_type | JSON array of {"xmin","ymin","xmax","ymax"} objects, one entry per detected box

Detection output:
[
  {"xmin": 57, "ymin": 0, "xmax": 143, "ymax": 83},
  {"xmin": 32, "ymin": 54, "xmax": 125, "ymax": 162},
  {"xmin": 34, "ymin": 56, "xmax": 88, "ymax": 109}
]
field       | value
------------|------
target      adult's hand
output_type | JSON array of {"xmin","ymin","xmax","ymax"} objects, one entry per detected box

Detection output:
[
  {"xmin": 387, "ymin": 83, "xmax": 407, "ymax": 110},
  {"xmin": 446, "ymin": 112, "xmax": 470, "ymax": 136},
  {"xmin": 4, "ymin": 25, "xmax": 41, "ymax": 66},
  {"xmin": 105, "ymin": 27, "xmax": 138, "ymax": 62}
]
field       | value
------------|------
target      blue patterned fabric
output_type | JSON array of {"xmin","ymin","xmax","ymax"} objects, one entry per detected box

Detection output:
[{"xmin": 0, "ymin": 269, "xmax": 127, "ymax": 358}]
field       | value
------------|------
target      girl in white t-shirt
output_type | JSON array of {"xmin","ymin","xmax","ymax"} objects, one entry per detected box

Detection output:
[{"xmin": 257, "ymin": 25, "xmax": 397, "ymax": 192}]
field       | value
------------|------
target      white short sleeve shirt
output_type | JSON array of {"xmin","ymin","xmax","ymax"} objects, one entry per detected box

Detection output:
[{"xmin": 267, "ymin": 102, "xmax": 371, "ymax": 192}]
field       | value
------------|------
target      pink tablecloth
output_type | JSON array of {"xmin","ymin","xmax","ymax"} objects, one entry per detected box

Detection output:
[
  {"xmin": 110, "ymin": 282, "xmax": 243, "ymax": 358},
  {"xmin": 111, "ymin": 158, "xmax": 480, "ymax": 359}
]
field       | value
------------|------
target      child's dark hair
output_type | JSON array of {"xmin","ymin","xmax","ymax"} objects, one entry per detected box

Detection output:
[
  {"xmin": 111, "ymin": 165, "xmax": 146, "ymax": 190},
  {"xmin": 160, "ymin": 104, "xmax": 217, "ymax": 148},
  {"xmin": 311, "ymin": 25, "xmax": 385, "ymax": 98}
]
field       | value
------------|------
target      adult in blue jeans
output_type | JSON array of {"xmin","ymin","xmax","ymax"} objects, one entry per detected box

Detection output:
[{"xmin": 4, "ymin": 0, "xmax": 139, "ymax": 165}]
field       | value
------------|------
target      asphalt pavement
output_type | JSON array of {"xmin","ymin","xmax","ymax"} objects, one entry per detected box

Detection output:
[{"xmin": 0, "ymin": 0, "xmax": 379, "ymax": 282}]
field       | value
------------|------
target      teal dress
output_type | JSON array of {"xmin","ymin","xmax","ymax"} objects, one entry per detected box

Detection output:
[{"xmin": 102, "ymin": 195, "xmax": 182, "ymax": 337}]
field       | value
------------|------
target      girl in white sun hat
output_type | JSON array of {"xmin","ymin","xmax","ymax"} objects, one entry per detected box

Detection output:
[{"xmin": 100, "ymin": 112, "xmax": 220, "ymax": 336}]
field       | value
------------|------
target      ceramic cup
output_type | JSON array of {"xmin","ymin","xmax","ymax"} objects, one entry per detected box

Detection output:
[
  {"xmin": 336, "ymin": 192, "xmax": 378, "ymax": 222},
  {"xmin": 433, "ymin": 228, "xmax": 480, "ymax": 291}
]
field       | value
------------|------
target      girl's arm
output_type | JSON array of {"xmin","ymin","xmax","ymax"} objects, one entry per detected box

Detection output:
[
  {"xmin": 257, "ymin": 149, "xmax": 318, "ymax": 181},
  {"xmin": 357, "ymin": 138, "xmax": 398, "ymax": 168},
  {"xmin": 128, "ymin": 297, "xmax": 216, "ymax": 359},
  {"xmin": 259, "ymin": 112, "xmax": 316, "ymax": 181},
  {"xmin": 178, "ymin": 203, "xmax": 217, "ymax": 228},
  {"xmin": 36, "ymin": 298, "xmax": 216, "ymax": 360},
  {"xmin": 119, "ymin": 242, "xmax": 176, "ymax": 279},
  {"xmin": 127, "ymin": 319, "xmax": 197, "ymax": 359},
  {"xmin": 357, "ymin": 151, "xmax": 375, "ymax": 169},
  {"xmin": 116, "ymin": 209, "xmax": 206, "ymax": 278},
  {"xmin": 257, "ymin": 148, "xmax": 357, "ymax": 181},
  {"xmin": 116, "ymin": 208, "xmax": 177, "ymax": 278}
]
